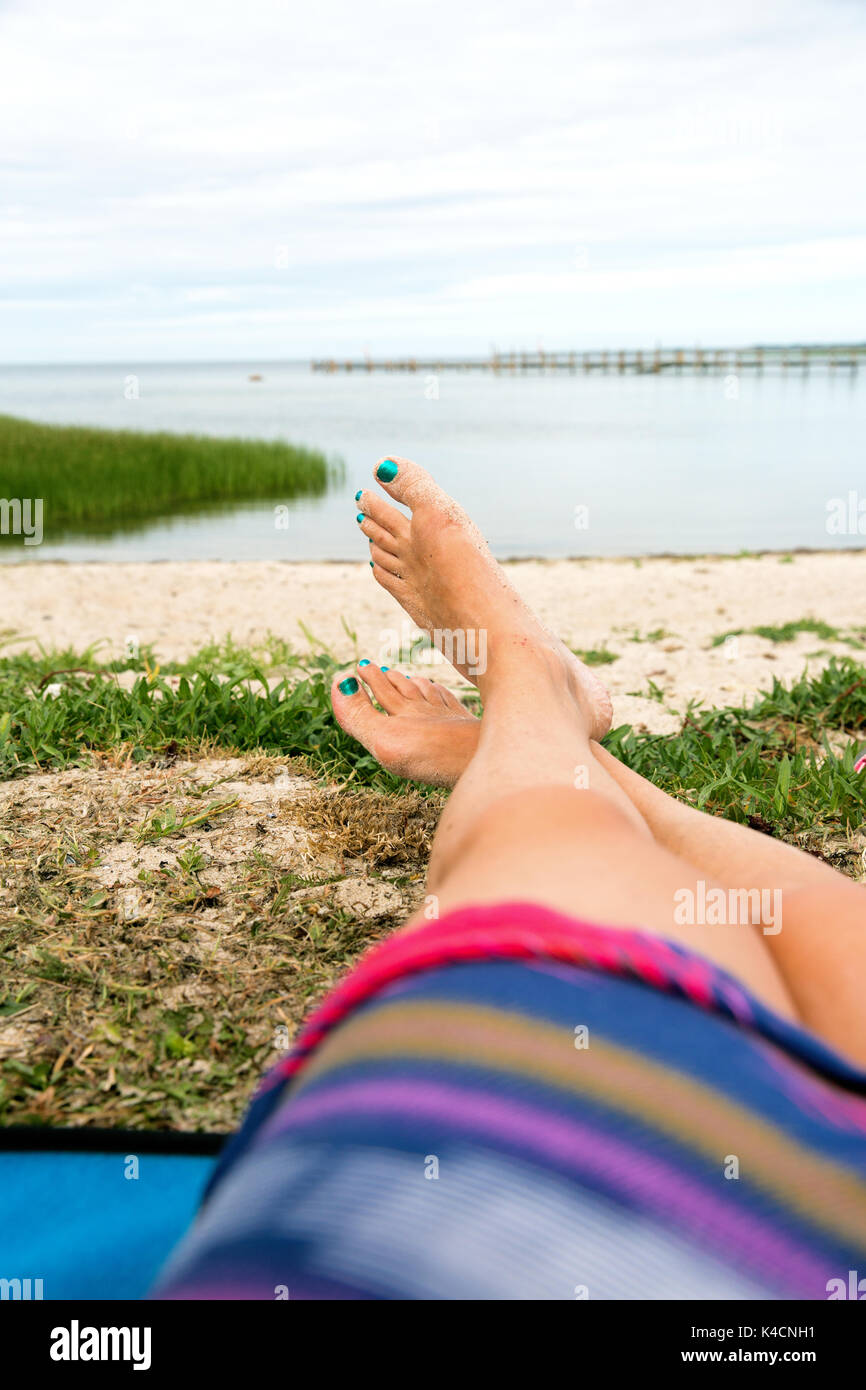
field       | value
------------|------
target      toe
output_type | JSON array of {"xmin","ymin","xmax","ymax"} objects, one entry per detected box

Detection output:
[
  {"xmin": 370, "ymin": 561, "xmax": 412, "ymax": 606},
  {"xmin": 411, "ymin": 675, "xmax": 448, "ymax": 706},
  {"xmin": 358, "ymin": 489, "xmax": 409, "ymax": 538},
  {"xmin": 370, "ymin": 542, "xmax": 402, "ymax": 575},
  {"xmin": 330, "ymin": 672, "xmax": 389, "ymax": 752},
  {"xmin": 357, "ymin": 661, "xmax": 408, "ymax": 714},
  {"xmin": 373, "ymin": 454, "xmax": 451, "ymax": 511},
  {"xmin": 436, "ymin": 682, "xmax": 474, "ymax": 714},
  {"xmin": 388, "ymin": 669, "xmax": 423, "ymax": 699},
  {"xmin": 359, "ymin": 515, "xmax": 401, "ymax": 554}
]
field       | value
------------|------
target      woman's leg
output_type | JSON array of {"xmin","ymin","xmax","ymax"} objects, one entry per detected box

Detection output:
[
  {"xmin": 413, "ymin": 641, "xmax": 797, "ymax": 1019},
  {"xmin": 334, "ymin": 659, "xmax": 865, "ymax": 1054},
  {"xmin": 592, "ymin": 744, "xmax": 866, "ymax": 1062},
  {"xmin": 340, "ymin": 454, "xmax": 798, "ymax": 1019}
]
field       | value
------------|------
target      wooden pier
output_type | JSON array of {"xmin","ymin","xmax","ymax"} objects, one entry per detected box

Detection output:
[{"xmin": 312, "ymin": 344, "xmax": 864, "ymax": 375}]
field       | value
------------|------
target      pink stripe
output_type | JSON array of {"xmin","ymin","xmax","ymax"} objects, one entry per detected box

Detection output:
[
  {"xmin": 260, "ymin": 901, "xmax": 756, "ymax": 1095},
  {"xmin": 262, "ymin": 1076, "xmax": 834, "ymax": 1296}
]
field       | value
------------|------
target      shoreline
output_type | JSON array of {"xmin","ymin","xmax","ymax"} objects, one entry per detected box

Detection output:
[
  {"xmin": 4, "ymin": 551, "xmax": 864, "ymax": 737},
  {"xmin": 2, "ymin": 544, "xmax": 865, "ymax": 566}
]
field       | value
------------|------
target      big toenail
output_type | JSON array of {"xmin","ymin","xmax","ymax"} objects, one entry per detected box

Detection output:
[
  {"xmin": 376, "ymin": 459, "xmax": 398, "ymax": 482},
  {"xmin": 338, "ymin": 677, "xmax": 359, "ymax": 695}
]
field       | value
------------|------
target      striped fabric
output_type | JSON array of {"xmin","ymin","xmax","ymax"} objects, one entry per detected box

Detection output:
[{"xmin": 153, "ymin": 903, "xmax": 866, "ymax": 1300}]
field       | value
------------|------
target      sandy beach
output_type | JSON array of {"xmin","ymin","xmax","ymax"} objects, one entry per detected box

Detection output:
[{"xmin": 4, "ymin": 550, "xmax": 865, "ymax": 734}]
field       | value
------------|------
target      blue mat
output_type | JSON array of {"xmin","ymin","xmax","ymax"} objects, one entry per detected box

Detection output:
[{"xmin": 0, "ymin": 1150, "xmax": 216, "ymax": 1299}]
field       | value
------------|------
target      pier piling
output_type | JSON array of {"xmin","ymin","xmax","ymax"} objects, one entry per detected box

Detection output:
[{"xmin": 311, "ymin": 344, "xmax": 863, "ymax": 376}]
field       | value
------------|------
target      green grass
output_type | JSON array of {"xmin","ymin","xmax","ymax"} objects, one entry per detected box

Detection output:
[
  {"xmin": 1, "ymin": 638, "xmax": 864, "ymax": 838},
  {"xmin": 2, "ymin": 639, "xmax": 864, "ymax": 1130},
  {"xmin": 0, "ymin": 414, "xmax": 336, "ymax": 539},
  {"xmin": 0, "ymin": 635, "xmax": 406, "ymax": 792},
  {"xmin": 571, "ymin": 646, "xmax": 619, "ymax": 666},
  {"xmin": 626, "ymin": 628, "xmax": 673, "ymax": 643},
  {"xmin": 607, "ymin": 660, "xmax": 866, "ymax": 839},
  {"xmin": 711, "ymin": 618, "xmax": 865, "ymax": 647}
]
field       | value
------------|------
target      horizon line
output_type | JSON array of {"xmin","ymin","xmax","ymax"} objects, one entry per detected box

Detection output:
[{"xmin": 3, "ymin": 338, "xmax": 866, "ymax": 370}]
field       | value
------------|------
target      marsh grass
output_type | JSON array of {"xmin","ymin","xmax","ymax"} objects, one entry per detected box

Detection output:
[{"xmin": 0, "ymin": 414, "xmax": 335, "ymax": 540}]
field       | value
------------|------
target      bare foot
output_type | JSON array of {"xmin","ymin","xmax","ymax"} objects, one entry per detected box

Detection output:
[
  {"xmin": 331, "ymin": 662, "xmax": 479, "ymax": 787},
  {"xmin": 355, "ymin": 455, "xmax": 613, "ymax": 740}
]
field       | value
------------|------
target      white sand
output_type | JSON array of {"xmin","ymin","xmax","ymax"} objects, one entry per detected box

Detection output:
[{"xmin": 3, "ymin": 552, "xmax": 865, "ymax": 734}]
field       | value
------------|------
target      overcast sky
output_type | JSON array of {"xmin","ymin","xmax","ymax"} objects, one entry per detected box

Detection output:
[{"xmin": 1, "ymin": 0, "xmax": 864, "ymax": 363}]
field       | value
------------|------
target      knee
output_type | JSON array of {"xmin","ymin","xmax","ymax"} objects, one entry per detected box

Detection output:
[
  {"xmin": 474, "ymin": 785, "xmax": 634, "ymax": 840},
  {"xmin": 431, "ymin": 784, "xmax": 635, "ymax": 882}
]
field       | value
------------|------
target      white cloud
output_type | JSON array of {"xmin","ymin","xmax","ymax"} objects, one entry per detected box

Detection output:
[{"xmin": 1, "ymin": 0, "xmax": 864, "ymax": 360}]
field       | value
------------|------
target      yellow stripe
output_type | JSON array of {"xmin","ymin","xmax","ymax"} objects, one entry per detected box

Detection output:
[{"xmin": 290, "ymin": 999, "xmax": 866, "ymax": 1247}]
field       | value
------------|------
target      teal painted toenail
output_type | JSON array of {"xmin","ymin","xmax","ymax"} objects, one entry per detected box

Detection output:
[
  {"xmin": 358, "ymin": 659, "xmax": 371, "ymax": 667},
  {"xmin": 369, "ymin": 560, "xmax": 374, "ymax": 567},
  {"xmin": 338, "ymin": 677, "xmax": 359, "ymax": 696},
  {"xmin": 356, "ymin": 513, "xmax": 364, "ymax": 523},
  {"xmin": 381, "ymin": 666, "xmax": 390, "ymax": 672},
  {"xmin": 354, "ymin": 490, "xmax": 363, "ymax": 502},
  {"xmin": 376, "ymin": 459, "xmax": 398, "ymax": 483}
]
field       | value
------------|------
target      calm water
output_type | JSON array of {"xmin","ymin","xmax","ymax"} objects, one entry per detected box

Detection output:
[{"xmin": 2, "ymin": 361, "xmax": 864, "ymax": 561}]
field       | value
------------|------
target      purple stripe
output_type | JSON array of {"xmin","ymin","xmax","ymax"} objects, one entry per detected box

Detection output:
[
  {"xmin": 751, "ymin": 1035, "xmax": 866, "ymax": 1136},
  {"xmin": 261, "ymin": 1076, "xmax": 835, "ymax": 1296},
  {"xmin": 158, "ymin": 1283, "xmax": 265, "ymax": 1300}
]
